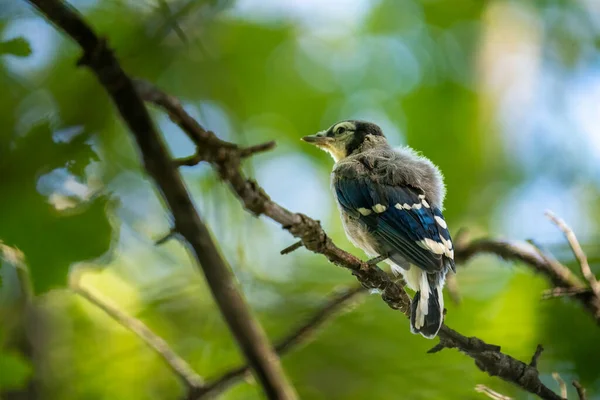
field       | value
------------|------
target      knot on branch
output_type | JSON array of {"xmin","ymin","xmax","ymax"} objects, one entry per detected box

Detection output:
[
  {"xmin": 284, "ymin": 214, "xmax": 328, "ymax": 253},
  {"xmin": 239, "ymin": 179, "xmax": 269, "ymax": 216},
  {"xmin": 283, "ymin": 213, "xmax": 331, "ymax": 253},
  {"xmin": 212, "ymin": 148, "xmax": 240, "ymax": 172},
  {"xmin": 428, "ymin": 335, "xmax": 458, "ymax": 354},
  {"xmin": 467, "ymin": 337, "xmax": 502, "ymax": 353}
]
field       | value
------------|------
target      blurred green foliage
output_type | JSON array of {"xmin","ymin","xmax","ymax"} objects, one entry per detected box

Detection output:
[
  {"xmin": 1, "ymin": 0, "xmax": 600, "ymax": 399},
  {"xmin": 0, "ymin": 349, "xmax": 31, "ymax": 391},
  {"xmin": 0, "ymin": 37, "xmax": 31, "ymax": 58},
  {"xmin": 0, "ymin": 121, "xmax": 112, "ymax": 293}
]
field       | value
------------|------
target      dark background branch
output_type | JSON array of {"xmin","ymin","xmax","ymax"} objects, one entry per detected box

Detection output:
[
  {"xmin": 194, "ymin": 285, "xmax": 367, "ymax": 399},
  {"xmin": 71, "ymin": 278, "xmax": 204, "ymax": 390},
  {"xmin": 456, "ymin": 237, "xmax": 600, "ymax": 324}
]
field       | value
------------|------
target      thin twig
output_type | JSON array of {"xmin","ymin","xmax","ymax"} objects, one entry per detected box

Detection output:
[
  {"xmin": 552, "ymin": 373, "xmax": 567, "ymax": 399},
  {"xmin": 175, "ymin": 153, "xmax": 203, "ymax": 167},
  {"xmin": 195, "ymin": 285, "xmax": 367, "ymax": 398},
  {"xmin": 530, "ymin": 344, "xmax": 544, "ymax": 368},
  {"xmin": 280, "ymin": 241, "xmax": 303, "ymax": 255},
  {"xmin": 475, "ymin": 384, "xmax": 512, "ymax": 400},
  {"xmin": 26, "ymin": 2, "xmax": 297, "ymax": 399},
  {"xmin": 158, "ymin": 0, "xmax": 188, "ymax": 44},
  {"xmin": 276, "ymin": 286, "xmax": 365, "ymax": 353},
  {"xmin": 71, "ymin": 279, "xmax": 204, "ymax": 390},
  {"xmin": 541, "ymin": 287, "xmax": 591, "ymax": 300},
  {"xmin": 239, "ymin": 141, "xmax": 277, "ymax": 158},
  {"xmin": 526, "ymin": 239, "xmax": 581, "ymax": 288},
  {"xmin": 134, "ymin": 79, "xmax": 236, "ymax": 152},
  {"xmin": 545, "ymin": 211, "xmax": 600, "ymax": 297},
  {"xmin": 155, "ymin": 228, "xmax": 177, "ymax": 245},
  {"xmin": 573, "ymin": 381, "xmax": 587, "ymax": 400}
]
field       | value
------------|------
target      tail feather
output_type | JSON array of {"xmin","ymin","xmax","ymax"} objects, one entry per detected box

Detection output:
[
  {"xmin": 410, "ymin": 273, "xmax": 444, "ymax": 339},
  {"xmin": 410, "ymin": 286, "xmax": 443, "ymax": 339}
]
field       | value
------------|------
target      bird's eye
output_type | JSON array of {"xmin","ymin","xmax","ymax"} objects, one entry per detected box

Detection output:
[{"xmin": 336, "ymin": 127, "xmax": 346, "ymax": 135}]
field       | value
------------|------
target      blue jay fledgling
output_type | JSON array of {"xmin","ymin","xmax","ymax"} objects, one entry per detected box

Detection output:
[{"xmin": 302, "ymin": 120, "xmax": 455, "ymax": 338}]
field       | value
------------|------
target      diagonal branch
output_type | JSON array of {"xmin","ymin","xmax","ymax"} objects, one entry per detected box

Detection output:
[
  {"xmin": 25, "ymin": 1, "xmax": 297, "ymax": 399},
  {"xmin": 194, "ymin": 285, "xmax": 367, "ymax": 399},
  {"xmin": 136, "ymin": 81, "xmax": 567, "ymax": 400},
  {"xmin": 136, "ymin": 79, "xmax": 412, "ymax": 313},
  {"xmin": 70, "ymin": 277, "xmax": 204, "ymax": 390},
  {"xmin": 456, "ymin": 237, "xmax": 600, "ymax": 324}
]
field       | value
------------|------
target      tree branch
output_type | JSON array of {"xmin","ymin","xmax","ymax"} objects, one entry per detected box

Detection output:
[
  {"xmin": 70, "ymin": 277, "xmax": 204, "ymax": 390},
  {"xmin": 457, "ymin": 237, "xmax": 600, "ymax": 324},
  {"xmin": 136, "ymin": 81, "xmax": 568, "ymax": 400},
  {"xmin": 136, "ymin": 79, "xmax": 412, "ymax": 312},
  {"xmin": 457, "ymin": 238, "xmax": 582, "ymax": 288},
  {"xmin": 26, "ymin": 2, "xmax": 297, "ymax": 399}
]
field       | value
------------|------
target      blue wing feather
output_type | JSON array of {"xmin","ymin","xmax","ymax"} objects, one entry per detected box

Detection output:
[{"xmin": 334, "ymin": 176, "xmax": 454, "ymax": 273}]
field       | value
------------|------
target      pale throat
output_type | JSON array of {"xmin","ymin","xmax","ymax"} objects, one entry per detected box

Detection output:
[
  {"xmin": 323, "ymin": 144, "xmax": 348, "ymax": 162},
  {"xmin": 319, "ymin": 134, "xmax": 353, "ymax": 162}
]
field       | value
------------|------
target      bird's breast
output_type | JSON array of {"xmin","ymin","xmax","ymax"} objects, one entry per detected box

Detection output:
[{"xmin": 339, "ymin": 210, "xmax": 379, "ymax": 257}]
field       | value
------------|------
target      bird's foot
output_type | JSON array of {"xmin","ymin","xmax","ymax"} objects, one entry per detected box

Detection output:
[{"xmin": 366, "ymin": 253, "xmax": 389, "ymax": 266}]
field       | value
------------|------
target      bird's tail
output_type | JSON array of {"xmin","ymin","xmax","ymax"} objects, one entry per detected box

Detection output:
[{"xmin": 410, "ymin": 272, "xmax": 444, "ymax": 339}]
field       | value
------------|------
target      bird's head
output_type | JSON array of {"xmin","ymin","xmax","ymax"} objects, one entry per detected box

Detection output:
[{"xmin": 302, "ymin": 120, "xmax": 385, "ymax": 162}]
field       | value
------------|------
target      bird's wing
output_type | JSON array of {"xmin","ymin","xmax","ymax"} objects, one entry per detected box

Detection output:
[{"xmin": 334, "ymin": 174, "xmax": 455, "ymax": 273}]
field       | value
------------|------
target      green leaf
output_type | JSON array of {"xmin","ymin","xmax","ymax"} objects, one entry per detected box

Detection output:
[
  {"xmin": 0, "ymin": 37, "xmax": 32, "ymax": 58},
  {"xmin": 0, "ymin": 350, "xmax": 32, "ymax": 390},
  {"xmin": 0, "ymin": 121, "xmax": 113, "ymax": 293}
]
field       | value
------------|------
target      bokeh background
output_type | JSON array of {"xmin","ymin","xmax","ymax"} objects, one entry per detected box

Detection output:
[{"xmin": 1, "ymin": 0, "xmax": 600, "ymax": 399}]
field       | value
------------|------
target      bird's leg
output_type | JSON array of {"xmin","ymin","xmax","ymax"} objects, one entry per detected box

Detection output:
[{"xmin": 366, "ymin": 253, "xmax": 389, "ymax": 266}]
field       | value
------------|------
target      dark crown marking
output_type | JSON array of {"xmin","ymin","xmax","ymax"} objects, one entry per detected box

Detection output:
[{"xmin": 345, "ymin": 121, "xmax": 385, "ymax": 155}]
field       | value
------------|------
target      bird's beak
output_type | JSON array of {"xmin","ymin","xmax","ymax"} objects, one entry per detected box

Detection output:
[{"xmin": 302, "ymin": 132, "xmax": 332, "ymax": 147}]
